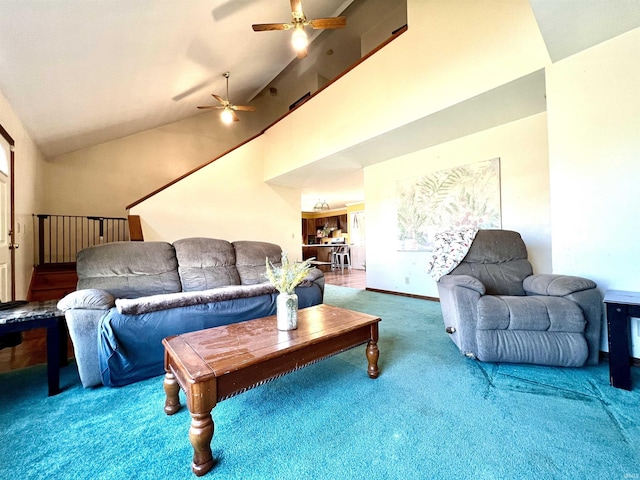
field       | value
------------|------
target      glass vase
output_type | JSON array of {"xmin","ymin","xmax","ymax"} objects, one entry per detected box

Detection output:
[{"xmin": 276, "ymin": 293, "xmax": 298, "ymax": 330}]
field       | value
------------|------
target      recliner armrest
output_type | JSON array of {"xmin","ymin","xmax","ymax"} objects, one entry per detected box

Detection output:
[
  {"xmin": 523, "ymin": 274, "xmax": 596, "ymax": 297},
  {"xmin": 438, "ymin": 274, "xmax": 486, "ymax": 295}
]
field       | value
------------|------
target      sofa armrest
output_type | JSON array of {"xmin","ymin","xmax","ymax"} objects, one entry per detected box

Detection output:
[
  {"xmin": 302, "ymin": 267, "xmax": 323, "ymax": 284},
  {"xmin": 57, "ymin": 288, "xmax": 115, "ymax": 311},
  {"xmin": 297, "ymin": 267, "xmax": 324, "ymax": 290},
  {"xmin": 523, "ymin": 274, "xmax": 596, "ymax": 297},
  {"xmin": 64, "ymin": 308, "xmax": 109, "ymax": 388},
  {"xmin": 438, "ymin": 274, "xmax": 486, "ymax": 295}
]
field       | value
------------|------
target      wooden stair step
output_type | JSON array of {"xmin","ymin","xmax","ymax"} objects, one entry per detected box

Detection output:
[{"xmin": 27, "ymin": 264, "xmax": 78, "ymax": 302}]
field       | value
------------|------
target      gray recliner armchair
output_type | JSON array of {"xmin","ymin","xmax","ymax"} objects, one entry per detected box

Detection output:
[{"xmin": 437, "ymin": 230, "xmax": 602, "ymax": 366}]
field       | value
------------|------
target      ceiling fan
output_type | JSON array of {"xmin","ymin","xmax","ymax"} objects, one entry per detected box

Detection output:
[
  {"xmin": 252, "ymin": 0, "xmax": 347, "ymax": 59},
  {"xmin": 197, "ymin": 72, "xmax": 256, "ymax": 124}
]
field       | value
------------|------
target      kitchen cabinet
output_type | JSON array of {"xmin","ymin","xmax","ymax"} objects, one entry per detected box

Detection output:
[
  {"xmin": 305, "ymin": 215, "xmax": 347, "ymax": 232},
  {"xmin": 302, "ymin": 218, "xmax": 317, "ymax": 239},
  {"xmin": 338, "ymin": 214, "xmax": 348, "ymax": 233},
  {"xmin": 302, "ymin": 213, "xmax": 349, "ymax": 244},
  {"xmin": 302, "ymin": 246, "xmax": 317, "ymax": 261}
]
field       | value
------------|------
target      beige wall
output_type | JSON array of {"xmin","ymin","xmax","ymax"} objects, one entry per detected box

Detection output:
[
  {"xmin": 547, "ymin": 27, "xmax": 640, "ymax": 289},
  {"xmin": 546, "ymin": 28, "xmax": 640, "ymax": 356},
  {"xmin": 44, "ymin": 111, "xmax": 254, "ymax": 218},
  {"xmin": 262, "ymin": 0, "xmax": 548, "ymax": 181},
  {"xmin": 131, "ymin": 135, "xmax": 304, "ymax": 258},
  {"xmin": 0, "ymin": 90, "xmax": 45, "ymax": 299},
  {"xmin": 365, "ymin": 113, "xmax": 550, "ymax": 298}
]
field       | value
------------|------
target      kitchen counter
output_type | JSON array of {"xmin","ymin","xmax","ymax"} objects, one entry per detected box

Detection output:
[
  {"xmin": 303, "ymin": 244, "xmax": 346, "ymax": 247},
  {"xmin": 302, "ymin": 244, "xmax": 346, "ymax": 264}
]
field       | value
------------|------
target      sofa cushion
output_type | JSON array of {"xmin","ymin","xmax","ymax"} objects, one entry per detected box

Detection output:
[
  {"xmin": 233, "ymin": 241, "xmax": 282, "ymax": 285},
  {"xmin": 76, "ymin": 241, "xmax": 181, "ymax": 299},
  {"xmin": 173, "ymin": 237, "xmax": 241, "ymax": 291}
]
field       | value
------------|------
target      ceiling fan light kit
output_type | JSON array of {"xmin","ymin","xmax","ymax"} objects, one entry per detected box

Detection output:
[
  {"xmin": 198, "ymin": 1, "xmax": 347, "ymax": 124},
  {"xmin": 196, "ymin": 71, "xmax": 255, "ymax": 125},
  {"xmin": 252, "ymin": 0, "xmax": 346, "ymax": 59},
  {"xmin": 291, "ymin": 24, "xmax": 309, "ymax": 53},
  {"xmin": 220, "ymin": 108, "xmax": 235, "ymax": 124}
]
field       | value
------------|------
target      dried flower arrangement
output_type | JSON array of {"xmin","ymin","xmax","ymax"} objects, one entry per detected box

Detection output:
[{"xmin": 265, "ymin": 252, "xmax": 313, "ymax": 294}]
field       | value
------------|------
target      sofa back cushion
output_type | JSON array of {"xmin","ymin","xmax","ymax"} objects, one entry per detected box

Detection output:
[
  {"xmin": 450, "ymin": 230, "xmax": 532, "ymax": 296},
  {"xmin": 173, "ymin": 237, "xmax": 241, "ymax": 291},
  {"xmin": 76, "ymin": 241, "xmax": 181, "ymax": 298},
  {"xmin": 233, "ymin": 241, "xmax": 282, "ymax": 285}
]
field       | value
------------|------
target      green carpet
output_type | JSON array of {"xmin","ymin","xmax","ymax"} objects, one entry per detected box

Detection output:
[{"xmin": 1, "ymin": 286, "xmax": 639, "ymax": 479}]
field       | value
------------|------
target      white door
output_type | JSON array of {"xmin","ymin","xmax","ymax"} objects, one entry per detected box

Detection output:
[
  {"xmin": 350, "ymin": 211, "xmax": 366, "ymax": 270},
  {"xmin": 0, "ymin": 137, "xmax": 12, "ymax": 302}
]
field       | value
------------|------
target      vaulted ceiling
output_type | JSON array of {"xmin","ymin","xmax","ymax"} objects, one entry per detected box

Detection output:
[{"xmin": 0, "ymin": 0, "xmax": 362, "ymax": 158}]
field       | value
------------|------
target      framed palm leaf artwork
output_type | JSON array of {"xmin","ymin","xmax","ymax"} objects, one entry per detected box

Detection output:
[{"xmin": 396, "ymin": 158, "xmax": 501, "ymax": 251}]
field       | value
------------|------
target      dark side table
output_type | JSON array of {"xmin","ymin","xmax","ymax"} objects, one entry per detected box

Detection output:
[
  {"xmin": 0, "ymin": 300, "xmax": 67, "ymax": 396},
  {"xmin": 603, "ymin": 290, "xmax": 640, "ymax": 391}
]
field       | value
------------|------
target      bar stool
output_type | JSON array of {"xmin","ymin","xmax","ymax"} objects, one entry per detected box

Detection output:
[{"xmin": 332, "ymin": 245, "xmax": 351, "ymax": 272}]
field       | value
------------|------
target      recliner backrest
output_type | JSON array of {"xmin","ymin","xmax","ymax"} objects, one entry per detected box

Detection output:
[{"xmin": 449, "ymin": 230, "xmax": 532, "ymax": 296}]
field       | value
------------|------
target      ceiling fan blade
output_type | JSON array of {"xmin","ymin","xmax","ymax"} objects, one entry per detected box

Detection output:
[
  {"xmin": 196, "ymin": 105, "xmax": 223, "ymax": 109},
  {"xmin": 308, "ymin": 17, "xmax": 346, "ymax": 29},
  {"xmin": 211, "ymin": 94, "xmax": 226, "ymax": 104},
  {"xmin": 231, "ymin": 110, "xmax": 240, "ymax": 122},
  {"xmin": 252, "ymin": 23, "xmax": 289, "ymax": 31},
  {"xmin": 290, "ymin": 0, "xmax": 303, "ymax": 16},
  {"xmin": 233, "ymin": 105, "xmax": 256, "ymax": 112}
]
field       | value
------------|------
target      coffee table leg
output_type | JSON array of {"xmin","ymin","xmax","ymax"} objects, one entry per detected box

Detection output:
[
  {"xmin": 189, "ymin": 412, "xmax": 214, "ymax": 476},
  {"xmin": 164, "ymin": 372, "xmax": 181, "ymax": 415},
  {"xmin": 366, "ymin": 340, "xmax": 379, "ymax": 378}
]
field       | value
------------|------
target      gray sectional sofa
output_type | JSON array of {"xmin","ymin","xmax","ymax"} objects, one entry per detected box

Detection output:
[{"xmin": 57, "ymin": 238, "xmax": 324, "ymax": 388}]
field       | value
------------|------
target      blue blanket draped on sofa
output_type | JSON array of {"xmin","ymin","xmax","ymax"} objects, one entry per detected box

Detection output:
[{"xmin": 98, "ymin": 285, "xmax": 322, "ymax": 387}]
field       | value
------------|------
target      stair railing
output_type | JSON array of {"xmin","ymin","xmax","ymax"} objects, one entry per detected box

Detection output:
[{"xmin": 33, "ymin": 214, "xmax": 129, "ymax": 266}]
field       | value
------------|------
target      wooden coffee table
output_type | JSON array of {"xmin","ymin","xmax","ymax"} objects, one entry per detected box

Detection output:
[{"xmin": 162, "ymin": 304, "xmax": 381, "ymax": 476}]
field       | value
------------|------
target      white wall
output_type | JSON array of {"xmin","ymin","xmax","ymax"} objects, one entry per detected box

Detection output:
[
  {"xmin": 547, "ymin": 27, "xmax": 640, "ymax": 356},
  {"xmin": 365, "ymin": 113, "xmax": 551, "ymax": 297},
  {"xmin": 0, "ymin": 90, "xmax": 45, "ymax": 299},
  {"xmin": 131, "ymin": 135, "xmax": 304, "ymax": 259}
]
